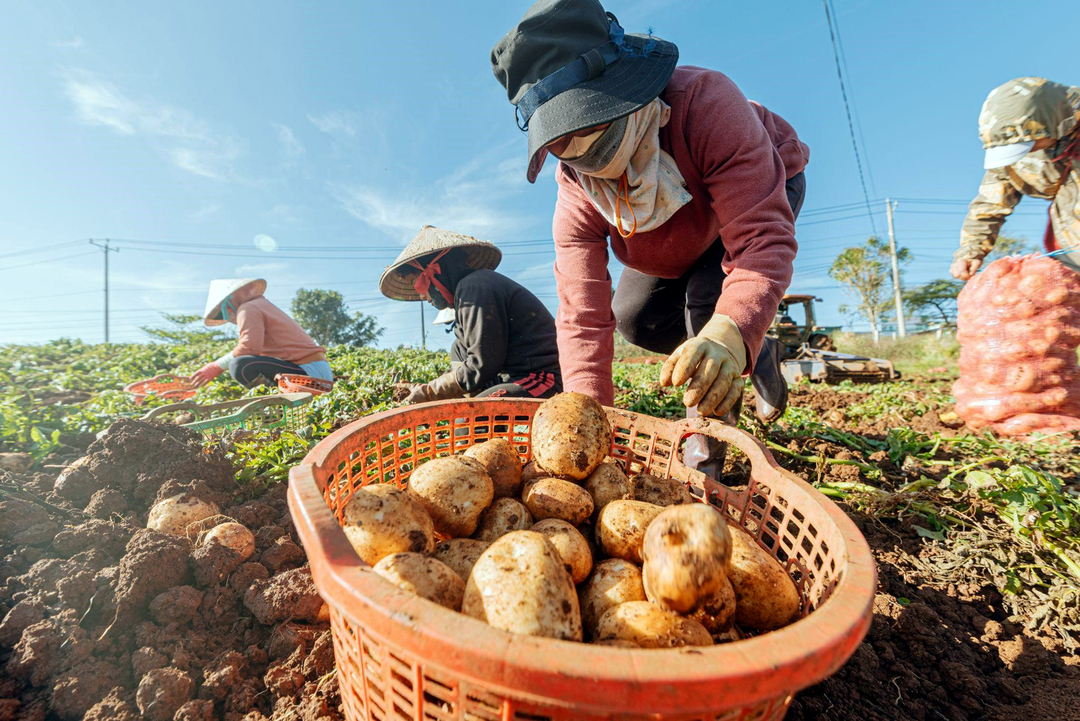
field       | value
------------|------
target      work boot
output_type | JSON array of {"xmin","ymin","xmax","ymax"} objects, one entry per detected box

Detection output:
[
  {"xmin": 682, "ymin": 392, "xmax": 743, "ymax": 482},
  {"xmin": 751, "ymin": 336, "xmax": 788, "ymax": 424}
]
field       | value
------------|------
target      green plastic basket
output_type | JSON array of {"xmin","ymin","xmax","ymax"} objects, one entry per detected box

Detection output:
[{"xmin": 141, "ymin": 392, "xmax": 315, "ymax": 435}]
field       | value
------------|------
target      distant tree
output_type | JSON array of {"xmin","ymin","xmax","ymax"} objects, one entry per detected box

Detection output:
[
  {"xmin": 903, "ymin": 279, "xmax": 964, "ymax": 327},
  {"xmin": 140, "ymin": 313, "xmax": 235, "ymax": 345},
  {"xmin": 291, "ymin": 289, "xmax": 384, "ymax": 347},
  {"xmin": 829, "ymin": 237, "xmax": 910, "ymax": 343},
  {"xmin": 990, "ymin": 234, "xmax": 1033, "ymax": 260}
]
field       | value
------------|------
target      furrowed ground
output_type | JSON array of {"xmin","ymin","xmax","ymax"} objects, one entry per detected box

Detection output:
[{"xmin": 1, "ymin": 335, "xmax": 1077, "ymax": 720}]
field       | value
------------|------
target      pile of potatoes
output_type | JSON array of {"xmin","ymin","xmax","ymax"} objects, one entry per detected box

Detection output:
[{"xmin": 340, "ymin": 392, "xmax": 801, "ymax": 647}]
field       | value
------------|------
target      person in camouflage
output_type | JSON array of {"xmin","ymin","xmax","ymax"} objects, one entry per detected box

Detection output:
[{"xmin": 952, "ymin": 77, "xmax": 1080, "ymax": 280}]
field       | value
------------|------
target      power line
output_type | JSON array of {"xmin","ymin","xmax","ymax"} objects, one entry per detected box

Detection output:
[
  {"xmin": 821, "ymin": 0, "xmax": 877, "ymax": 236},
  {"xmin": 1, "ymin": 251, "xmax": 99, "ymax": 272},
  {"xmin": 0, "ymin": 240, "xmax": 83, "ymax": 261}
]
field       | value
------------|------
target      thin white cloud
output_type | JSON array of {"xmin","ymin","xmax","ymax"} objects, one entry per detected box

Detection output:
[
  {"xmin": 308, "ymin": 110, "xmax": 360, "ymax": 138},
  {"xmin": 273, "ymin": 123, "xmax": 304, "ymax": 160},
  {"xmin": 52, "ymin": 37, "xmax": 85, "ymax": 49},
  {"xmin": 333, "ymin": 143, "xmax": 538, "ymax": 242},
  {"xmin": 235, "ymin": 261, "xmax": 289, "ymax": 276},
  {"xmin": 60, "ymin": 68, "xmax": 243, "ymax": 181},
  {"xmin": 264, "ymin": 204, "xmax": 300, "ymax": 225},
  {"xmin": 191, "ymin": 203, "xmax": 222, "ymax": 221}
]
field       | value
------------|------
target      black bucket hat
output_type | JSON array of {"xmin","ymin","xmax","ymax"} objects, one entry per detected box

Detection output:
[{"xmin": 491, "ymin": 0, "xmax": 678, "ymax": 183}]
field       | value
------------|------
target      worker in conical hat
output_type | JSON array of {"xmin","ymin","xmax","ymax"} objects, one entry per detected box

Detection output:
[
  {"xmin": 953, "ymin": 77, "xmax": 1080, "ymax": 279},
  {"xmin": 380, "ymin": 226, "xmax": 562, "ymax": 402},
  {"xmin": 189, "ymin": 278, "xmax": 332, "ymax": 388}
]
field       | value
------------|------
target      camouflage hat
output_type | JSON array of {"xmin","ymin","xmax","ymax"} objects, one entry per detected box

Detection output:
[{"xmin": 979, "ymin": 77, "xmax": 1080, "ymax": 149}]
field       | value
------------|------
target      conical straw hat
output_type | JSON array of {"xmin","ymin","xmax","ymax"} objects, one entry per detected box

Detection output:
[
  {"xmin": 379, "ymin": 226, "xmax": 502, "ymax": 301},
  {"xmin": 203, "ymin": 278, "xmax": 267, "ymax": 326},
  {"xmin": 433, "ymin": 308, "xmax": 456, "ymax": 325}
]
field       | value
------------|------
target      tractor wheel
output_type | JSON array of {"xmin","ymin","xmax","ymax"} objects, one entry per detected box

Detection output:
[{"xmin": 809, "ymin": 333, "xmax": 835, "ymax": 351}]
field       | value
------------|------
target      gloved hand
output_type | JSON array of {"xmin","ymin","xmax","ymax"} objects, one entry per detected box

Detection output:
[
  {"xmin": 190, "ymin": 362, "xmax": 224, "ymax": 388},
  {"xmin": 404, "ymin": 372, "xmax": 466, "ymax": 405},
  {"xmin": 660, "ymin": 314, "xmax": 747, "ymax": 418},
  {"xmin": 950, "ymin": 256, "xmax": 982, "ymax": 281}
]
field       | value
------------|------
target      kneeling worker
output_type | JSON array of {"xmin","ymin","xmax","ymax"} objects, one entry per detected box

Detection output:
[
  {"xmin": 380, "ymin": 226, "xmax": 562, "ymax": 402},
  {"xmin": 190, "ymin": 278, "xmax": 332, "ymax": 388}
]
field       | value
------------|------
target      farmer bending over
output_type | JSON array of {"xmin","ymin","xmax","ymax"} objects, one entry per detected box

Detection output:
[
  {"xmin": 491, "ymin": 0, "xmax": 808, "ymax": 476},
  {"xmin": 952, "ymin": 77, "xmax": 1080, "ymax": 280},
  {"xmin": 380, "ymin": 226, "xmax": 562, "ymax": 402},
  {"xmin": 190, "ymin": 278, "xmax": 332, "ymax": 388}
]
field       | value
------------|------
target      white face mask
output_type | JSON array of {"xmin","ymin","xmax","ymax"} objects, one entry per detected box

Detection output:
[{"xmin": 555, "ymin": 127, "xmax": 608, "ymax": 160}]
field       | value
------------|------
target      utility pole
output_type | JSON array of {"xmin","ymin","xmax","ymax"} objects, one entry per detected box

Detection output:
[
  {"xmin": 885, "ymin": 199, "xmax": 906, "ymax": 338},
  {"xmin": 420, "ymin": 303, "xmax": 426, "ymax": 349},
  {"xmin": 89, "ymin": 239, "xmax": 119, "ymax": 343}
]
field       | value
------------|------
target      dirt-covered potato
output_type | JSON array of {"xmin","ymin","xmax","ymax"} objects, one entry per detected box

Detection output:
[
  {"xmin": 462, "ymin": 530, "xmax": 582, "ymax": 641},
  {"xmin": 407, "ymin": 457, "xmax": 494, "ymax": 538},
  {"xmin": 595, "ymin": 500, "xmax": 664, "ymax": 564},
  {"xmin": 594, "ymin": 601, "xmax": 712, "ymax": 649},
  {"xmin": 687, "ymin": 576, "xmax": 737, "ymax": 634},
  {"xmin": 584, "ymin": 459, "xmax": 632, "ymax": 519},
  {"xmin": 464, "ymin": 439, "xmax": 523, "ymax": 498},
  {"xmin": 202, "ymin": 522, "xmax": 255, "ymax": 562},
  {"xmin": 342, "ymin": 484, "xmax": 435, "ymax": 566},
  {"xmin": 147, "ymin": 495, "xmax": 220, "ymax": 537},
  {"xmin": 531, "ymin": 392, "xmax": 612, "ymax": 480},
  {"xmin": 729, "ymin": 526, "xmax": 800, "ymax": 631},
  {"xmin": 579, "ymin": 559, "xmax": 646, "ymax": 637},
  {"xmin": 523, "ymin": 478, "xmax": 594, "ymax": 526},
  {"xmin": 432, "ymin": 538, "xmax": 490, "ymax": 582},
  {"xmin": 473, "ymin": 498, "xmax": 533, "ymax": 543},
  {"xmin": 372, "ymin": 552, "xmax": 465, "ymax": 611},
  {"xmin": 531, "ymin": 519, "xmax": 592, "ymax": 584},
  {"xmin": 632, "ymin": 473, "xmax": 693, "ymax": 507},
  {"xmin": 641, "ymin": 504, "xmax": 732, "ymax": 613}
]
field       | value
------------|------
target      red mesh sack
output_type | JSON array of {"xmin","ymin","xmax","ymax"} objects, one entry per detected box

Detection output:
[{"xmin": 953, "ymin": 255, "xmax": 1080, "ymax": 436}]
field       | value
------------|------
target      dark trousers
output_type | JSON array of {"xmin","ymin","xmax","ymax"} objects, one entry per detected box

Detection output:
[
  {"xmin": 612, "ymin": 172, "xmax": 807, "ymax": 353},
  {"xmin": 229, "ymin": 355, "xmax": 306, "ymax": 388}
]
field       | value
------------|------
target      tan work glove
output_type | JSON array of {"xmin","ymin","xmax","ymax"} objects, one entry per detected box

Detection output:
[
  {"xmin": 950, "ymin": 256, "xmax": 982, "ymax": 281},
  {"xmin": 660, "ymin": 314, "xmax": 747, "ymax": 418},
  {"xmin": 405, "ymin": 372, "xmax": 466, "ymax": 404}
]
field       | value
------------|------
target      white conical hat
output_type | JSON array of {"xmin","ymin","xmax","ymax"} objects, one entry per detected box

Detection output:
[
  {"xmin": 203, "ymin": 278, "xmax": 267, "ymax": 326},
  {"xmin": 379, "ymin": 226, "xmax": 502, "ymax": 301},
  {"xmin": 433, "ymin": 308, "xmax": 456, "ymax": 325}
]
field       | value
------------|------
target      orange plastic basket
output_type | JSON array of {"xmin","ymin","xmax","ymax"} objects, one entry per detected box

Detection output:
[
  {"xmin": 123, "ymin": 373, "xmax": 197, "ymax": 405},
  {"xmin": 277, "ymin": 373, "xmax": 335, "ymax": 396},
  {"xmin": 288, "ymin": 399, "xmax": 876, "ymax": 721}
]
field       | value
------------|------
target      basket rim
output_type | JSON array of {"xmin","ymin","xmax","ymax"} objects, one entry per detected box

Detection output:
[{"xmin": 288, "ymin": 398, "xmax": 877, "ymax": 712}]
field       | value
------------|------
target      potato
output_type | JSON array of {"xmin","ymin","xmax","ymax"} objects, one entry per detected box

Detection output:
[
  {"xmin": 531, "ymin": 392, "xmax": 611, "ymax": 480},
  {"xmin": 372, "ymin": 552, "xmax": 465, "ymax": 611},
  {"xmin": 522, "ymin": 460, "xmax": 574, "ymax": 485},
  {"xmin": 147, "ymin": 495, "xmax": 220, "ymax": 536},
  {"xmin": 531, "ymin": 519, "xmax": 592, "ymax": 584},
  {"xmin": 462, "ymin": 531, "xmax": 582, "ymax": 641},
  {"xmin": 594, "ymin": 601, "xmax": 712, "ymax": 649},
  {"xmin": 595, "ymin": 500, "xmax": 664, "ymax": 564},
  {"xmin": 202, "ymin": 522, "xmax": 255, "ymax": 562},
  {"xmin": 728, "ymin": 525, "xmax": 800, "ymax": 631},
  {"xmin": 464, "ymin": 439, "xmax": 522, "ymax": 498},
  {"xmin": 342, "ymin": 484, "xmax": 435, "ymax": 566},
  {"xmin": 641, "ymin": 504, "xmax": 732, "ymax": 613},
  {"xmin": 407, "ymin": 457, "xmax": 494, "ymax": 538},
  {"xmin": 523, "ymin": 478, "xmax": 594, "ymax": 526},
  {"xmin": 432, "ymin": 538, "xmax": 490, "ymax": 581},
  {"xmin": 473, "ymin": 498, "xmax": 533, "ymax": 542},
  {"xmin": 686, "ymin": 576, "xmax": 737, "ymax": 634},
  {"xmin": 579, "ymin": 559, "xmax": 646, "ymax": 637},
  {"xmin": 584, "ymin": 459, "xmax": 632, "ymax": 519},
  {"xmin": 632, "ymin": 473, "xmax": 693, "ymax": 507}
]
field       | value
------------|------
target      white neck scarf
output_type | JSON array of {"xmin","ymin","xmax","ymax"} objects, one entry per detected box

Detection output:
[{"xmin": 572, "ymin": 98, "xmax": 692, "ymax": 238}]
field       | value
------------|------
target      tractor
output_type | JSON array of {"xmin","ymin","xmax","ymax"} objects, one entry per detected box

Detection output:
[{"xmin": 768, "ymin": 295, "xmax": 899, "ymax": 384}]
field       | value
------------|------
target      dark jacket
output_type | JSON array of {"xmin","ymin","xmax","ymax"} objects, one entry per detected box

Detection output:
[{"xmin": 449, "ymin": 269, "xmax": 560, "ymax": 392}]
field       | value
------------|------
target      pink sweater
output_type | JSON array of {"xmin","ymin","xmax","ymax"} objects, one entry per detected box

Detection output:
[
  {"xmin": 231, "ymin": 297, "xmax": 326, "ymax": 363},
  {"xmin": 552, "ymin": 66, "xmax": 809, "ymax": 406}
]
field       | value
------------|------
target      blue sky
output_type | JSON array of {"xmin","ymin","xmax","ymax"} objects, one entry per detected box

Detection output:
[{"xmin": 2, "ymin": 0, "xmax": 1077, "ymax": 349}]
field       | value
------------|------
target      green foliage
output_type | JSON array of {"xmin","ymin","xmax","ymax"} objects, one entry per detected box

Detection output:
[
  {"xmin": 991, "ymin": 234, "xmax": 1034, "ymax": 259},
  {"xmin": 291, "ymin": 288, "xmax": 384, "ymax": 347},
  {"xmin": 833, "ymin": 332, "xmax": 960, "ymax": 375},
  {"xmin": 829, "ymin": 236, "xmax": 910, "ymax": 341},
  {"xmin": 903, "ymin": 279, "xmax": 964, "ymax": 327},
  {"xmin": 140, "ymin": 313, "xmax": 237, "ymax": 345}
]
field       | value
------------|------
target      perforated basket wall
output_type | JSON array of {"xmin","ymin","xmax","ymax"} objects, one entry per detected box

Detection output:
[
  {"xmin": 123, "ymin": 373, "xmax": 197, "ymax": 405},
  {"xmin": 288, "ymin": 399, "xmax": 876, "ymax": 721},
  {"xmin": 277, "ymin": 373, "xmax": 335, "ymax": 396}
]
